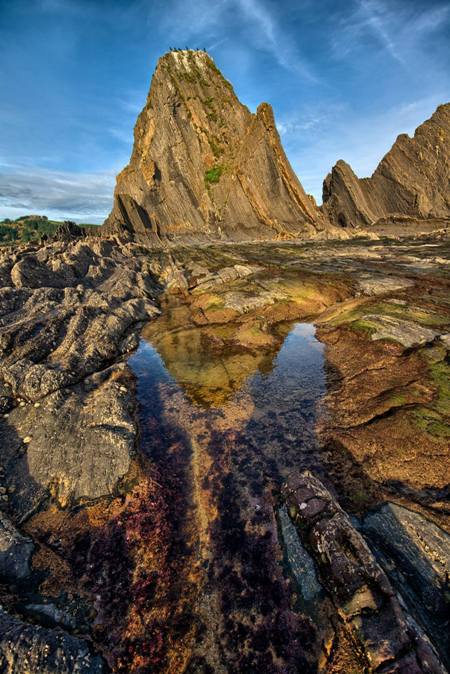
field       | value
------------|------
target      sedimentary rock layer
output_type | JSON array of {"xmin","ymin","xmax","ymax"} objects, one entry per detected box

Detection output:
[
  {"xmin": 323, "ymin": 103, "xmax": 450, "ymax": 229},
  {"xmin": 284, "ymin": 473, "xmax": 446, "ymax": 673},
  {"xmin": 0, "ymin": 606, "xmax": 106, "ymax": 674},
  {"xmin": 0, "ymin": 237, "xmax": 160, "ymax": 514},
  {"xmin": 105, "ymin": 50, "xmax": 336, "ymax": 243}
]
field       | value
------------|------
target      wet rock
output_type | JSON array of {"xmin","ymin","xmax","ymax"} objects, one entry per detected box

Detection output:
[
  {"xmin": 0, "ymin": 380, "xmax": 13, "ymax": 413},
  {"xmin": 357, "ymin": 275, "xmax": 414, "ymax": 296},
  {"xmin": 283, "ymin": 472, "xmax": 446, "ymax": 673},
  {"xmin": 363, "ymin": 314, "xmax": 440, "ymax": 348},
  {"xmin": 278, "ymin": 506, "xmax": 324, "ymax": 606},
  {"xmin": 0, "ymin": 512, "xmax": 33, "ymax": 581},
  {"xmin": 278, "ymin": 504, "xmax": 335, "ymax": 668},
  {"xmin": 24, "ymin": 603, "xmax": 77, "ymax": 630},
  {"xmin": 363, "ymin": 502, "xmax": 450, "ymax": 667},
  {"xmin": 0, "ymin": 605, "xmax": 106, "ymax": 673}
]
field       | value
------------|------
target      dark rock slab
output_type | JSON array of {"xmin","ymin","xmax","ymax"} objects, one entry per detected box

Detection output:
[
  {"xmin": 24, "ymin": 603, "xmax": 78, "ymax": 630},
  {"xmin": 0, "ymin": 512, "xmax": 33, "ymax": 581},
  {"xmin": 278, "ymin": 505, "xmax": 335, "ymax": 669},
  {"xmin": 0, "ymin": 605, "xmax": 106, "ymax": 673},
  {"xmin": 363, "ymin": 502, "xmax": 450, "ymax": 667},
  {"xmin": 283, "ymin": 472, "xmax": 446, "ymax": 673}
]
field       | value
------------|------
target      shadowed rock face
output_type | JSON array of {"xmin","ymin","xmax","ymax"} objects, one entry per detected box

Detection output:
[
  {"xmin": 283, "ymin": 473, "xmax": 447, "ymax": 674},
  {"xmin": 0, "ymin": 606, "xmax": 106, "ymax": 674},
  {"xmin": 104, "ymin": 50, "xmax": 338, "ymax": 243},
  {"xmin": 323, "ymin": 103, "xmax": 450, "ymax": 229}
]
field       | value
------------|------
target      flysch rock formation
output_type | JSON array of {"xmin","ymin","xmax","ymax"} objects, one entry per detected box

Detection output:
[
  {"xmin": 0, "ymin": 606, "xmax": 106, "ymax": 674},
  {"xmin": 0, "ymin": 236, "xmax": 161, "ymax": 516},
  {"xmin": 104, "ymin": 50, "xmax": 343, "ymax": 243},
  {"xmin": 1, "ymin": 47, "xmax": 449, "ymax": 674},
  {"xmin": 283, "ymin": 473, "xmax": 447, "ymax": 674},
  {"xmin": 322, "ymin": 103, "xmax": 450, "ymax": 229}
]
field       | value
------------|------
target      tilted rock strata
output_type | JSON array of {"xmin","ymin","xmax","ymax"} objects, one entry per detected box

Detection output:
[
  {"xmin": 0, "ymin": 606, "xmax": 106, "ymax": 674},
  {"xmin": 323, "ymin": 103, "xmax": 450, "ymax": 228},
  {"xmin": 283, "ymin": 473, "xmax": 446, "ymax": 673},
  {"xmin": 0, "ymin": 512, "xmax": 34, "ymax": 581},
  {"xmin": 0, "ymin": 237, "xmax": 160, "ymax": 513},
  {"xmin": 105, "ymin": 50, "xmax": 339, "ymax": 242},
  {"xmin": 363, "ymin": 502, "xmax": 450, "ymax": 668}
]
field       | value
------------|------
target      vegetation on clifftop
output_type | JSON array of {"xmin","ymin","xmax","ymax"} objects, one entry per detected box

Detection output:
[{"xmin": 0, "ymin": 215, "xmax": 96, "ymax": 244}]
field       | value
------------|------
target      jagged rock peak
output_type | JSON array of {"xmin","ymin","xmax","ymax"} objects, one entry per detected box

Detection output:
[
  {"xmin": 104, "ymin": 49, "xmax": 337, "ymax": 243},
  {"xmin": 323, "ymin": 102, "xmax": 450, "ymax": 229}
]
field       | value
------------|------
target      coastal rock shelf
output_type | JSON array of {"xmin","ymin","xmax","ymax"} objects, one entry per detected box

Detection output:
[
  {"xmin": 0, "ymin": 236, "xmax": 449, "ymax": 673},
  {"xmin": 284, "ymin": 474, "xmax": 447, "ymax": 673},
  {"xmin": 1, "ymin": 42, "xmax": 449, "ymax": 674}
]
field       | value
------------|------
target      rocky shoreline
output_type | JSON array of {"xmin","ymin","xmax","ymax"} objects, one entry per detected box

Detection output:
[{"xmin": 0, "ymin": 232, "xmax": 448, "ymax": 672}]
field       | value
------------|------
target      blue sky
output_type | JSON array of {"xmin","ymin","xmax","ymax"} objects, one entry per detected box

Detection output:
[{"xmin": 0, "ymin": 0, "xmax": 449, "ymax": 223}]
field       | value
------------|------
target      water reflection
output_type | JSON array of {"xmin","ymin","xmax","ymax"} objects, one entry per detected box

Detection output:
[
  {"xmin": 129, "ymin": 320, "xmax": 325, "ymax": 485},
  {"xmin": 132, "ymin": 319, "xmax": 324, "ymax": 410},
  {"xmin": 128, "ymin": 320, "xmax": 327, "ymax": 671}
]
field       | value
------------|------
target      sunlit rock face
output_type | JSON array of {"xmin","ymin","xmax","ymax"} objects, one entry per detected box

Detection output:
[
  {"xmin": 104, "ymin": 50, "xmax": 340, "ymax": 243},
  {"xmin": 322, "ymin": 103, "xmax": 450, "ymax": 229}
]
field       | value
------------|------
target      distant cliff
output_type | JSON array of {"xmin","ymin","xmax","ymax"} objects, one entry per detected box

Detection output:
[
  {"xmin": 322, "ymin": 103, "xmax": 450, "ymax": 229},
  {"xmin": 104, "ymin": 50, "xmax": 338, "ymax": 243}
]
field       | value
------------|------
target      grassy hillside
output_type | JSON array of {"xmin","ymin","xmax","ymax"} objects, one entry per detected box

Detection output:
[{"xmin": 0, "ymin": 215, "xmax": 98, "ymax": 245}]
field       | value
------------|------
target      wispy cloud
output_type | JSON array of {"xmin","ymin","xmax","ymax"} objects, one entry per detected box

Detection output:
[
  {"xmin": 0, "ymin": 167, "xmax": 115, "ymax": 223},
  {"xmin": 162, "ymin": 0, "xmax": 317, "ymax": 81},
  {"xmin": 0, "ymin": 0, "xmax": 448, "ymax": 217},
  {"xmin": 332, "ymin": 0, "xmax": 450, "ymax": 66},
  {"xmin": 277, "ymin": 103, "xmax": 346, "ymax": 136},
  {"xmin": 235, "ymin": 0, "xmax": 317, "ymax": 80},
  {"xmin": 282, "ymin": 94, "xmax": 446, "ymax": 202},
  {"xmin": 206, "ymin": 37, "xmax": 229, "ymax": 52}
]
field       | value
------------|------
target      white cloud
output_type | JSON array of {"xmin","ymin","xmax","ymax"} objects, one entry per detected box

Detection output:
[
  {"xmin": 277, "ymin": 105, "xmax": 345, "ymax": 137},
  {"xmin": 332, "ymin": 0, "xmax": 450, "ymax": 66},
  {"xmin": 0, "ymin": 167, "xmax": 115, "ymax": 223},
  {"xmin": 162, "ymin": 0, "xmax": 317, "ymax": 81}
]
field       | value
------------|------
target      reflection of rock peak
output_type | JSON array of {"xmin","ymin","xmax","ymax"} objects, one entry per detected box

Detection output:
[
  {"xmin": 104, "ymin": 50, "xmax": 335, "ymax": 243},
  {"xmin": 141, "ymin": 319, "xmax": 283, "ymax": 408}
]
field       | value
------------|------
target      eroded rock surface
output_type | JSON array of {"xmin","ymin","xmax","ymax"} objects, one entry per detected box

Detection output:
[
  {"xmin": 363, "ymin": 502, "xmax": 450, "ymax": 668},
  {"xmin": 0, "ymin": 512, "xmax": 33, "ymax": 581},
  {"xmin": 0, "ymin": 237, "xmax": 160, "ymax": 514},
  {"xmin": 105, "ymin": 50, "xmax": 342, "ymax": 242},
  {"xmin": 0, "ymin": 234, "xmax": 448, "ymax": 673},
  {"xmin": 323, "ymin": 103, "xmax": 450, "ymax": 231},
  {"xmin": 0, "ymin": 606, "xmax": 106, "ymax": 674},
  {"xmin": 363, "ymin": 314, "xmax": 440, "ymax": 348},
  {"xmin": 284, "ymin": 473, "xmax": 446, "ymax": 673}
]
